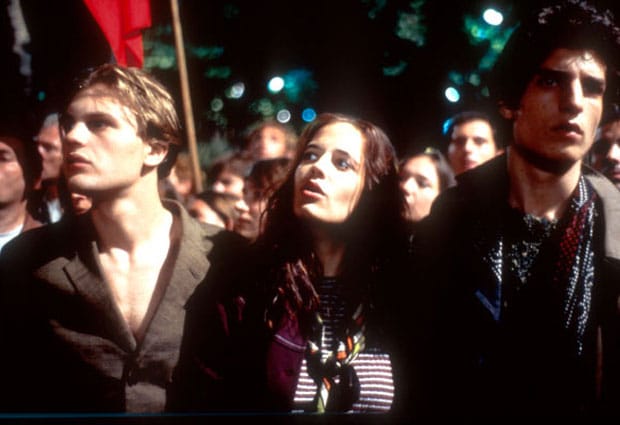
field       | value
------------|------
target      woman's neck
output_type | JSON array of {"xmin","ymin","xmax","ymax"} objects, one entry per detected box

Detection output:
[{"xmin": 310, "ymin": 225, "xmax": 347, "ymax": 278}]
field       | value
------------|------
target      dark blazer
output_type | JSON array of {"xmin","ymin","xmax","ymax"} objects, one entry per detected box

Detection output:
[
  {"xmin": 411, "ymin": 154, "xmax": 620, "ymax": 420},
  {"xmin": 0, "ymin": 200, "xmax": 221, "ymax": 413}
]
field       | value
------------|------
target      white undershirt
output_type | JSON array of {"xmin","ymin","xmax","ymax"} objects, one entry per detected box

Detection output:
[{"xmin": 0, "ymin": 224, "xmax": 24, "ymax": 253}]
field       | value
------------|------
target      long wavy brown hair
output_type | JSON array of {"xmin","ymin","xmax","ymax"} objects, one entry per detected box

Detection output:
[{"xmin": 254, "ymin": 113, "xmax": 408, "ymax": 332}]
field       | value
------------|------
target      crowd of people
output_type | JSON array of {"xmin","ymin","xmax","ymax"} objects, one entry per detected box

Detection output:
[{"xmin": 1, "ymin": 0, "xmax": 620, "ymax": 422}]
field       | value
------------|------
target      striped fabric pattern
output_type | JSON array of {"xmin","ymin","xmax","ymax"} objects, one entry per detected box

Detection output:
[{"xmin": 292, "ymin": 278, "xmax": 394, "ymax": 412}]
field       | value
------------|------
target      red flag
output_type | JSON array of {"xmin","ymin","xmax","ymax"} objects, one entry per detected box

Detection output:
[{"xmin": 83, "ymin": 0, "xmax": 151, "ymax": 67}]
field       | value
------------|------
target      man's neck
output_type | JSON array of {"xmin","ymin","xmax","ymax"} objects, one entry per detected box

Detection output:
[
  {"xmin": 91, "ymin": 186, "xmax": 172, "ymax": 254},
  {"xmin": 0, "ymin": 202, "xmax": 27, "ymax": 234},
  {"xmin": 88, "ymin": 176, "xmax": 177, "ymax": 335},
  {"xmin": 507, "ymin": 147, "xmax": 582, "ymax": 221}
]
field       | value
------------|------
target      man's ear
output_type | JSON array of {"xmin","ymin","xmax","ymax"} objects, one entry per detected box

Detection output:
[
  {"xmin": 144, "ymin": 139, "xmax": 169, "ymax": 168},
  {"xmin": 499, "ymin": 102, "xmax": 517, "ymax": 120}
]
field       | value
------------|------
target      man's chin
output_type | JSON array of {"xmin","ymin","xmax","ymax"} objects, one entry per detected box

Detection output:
[{"xmin": 512, "ymin": 144, "xmax": 577, "ymax": 175}]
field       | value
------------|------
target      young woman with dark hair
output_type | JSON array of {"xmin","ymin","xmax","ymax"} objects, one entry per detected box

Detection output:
[{"xmin": 168, "ymin": 113, "xmax": 411, "ymax": 415}]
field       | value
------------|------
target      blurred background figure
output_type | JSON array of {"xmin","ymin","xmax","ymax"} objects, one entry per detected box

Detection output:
[
  {"xmin": 51, "ymin": 175, "xmax": 92, "ymax": 218},
  {"xmin": 233, "ymin": 156, "xmax": 291, "ymax": 241},
  {"xmin": 244, "ymin": 120, "xmax": 297, "ymax": 161},
  {"xmin": 444, "ymin": 110, "xmax": 500, "ymax": 176},
  {"xmin": 69, "ymin": 192, "xmax": 92, "ymax": 215},
  {"xmin": 0, "ymin": 118, "xmax": 42, "ymax": 252},
  {"xmin": 399, "ymin": 146, "xmax": 455, "ymax": 224},
  {"xmin": 206, "ymin": 150, "xmax": 254, "ymax": 200},
  {"xmin": 31, "ymin": 112, "xmax": 64, "ymax": 223},
  {"xmin": 159, "ymin": 150, "xmax": 198, "ymax": 207},
  {"xmin": 589, "ymin": 105, "xmax": 620, "ymax": 190},
  {"xmin": 188, "ymin": 189, "xmax": 239, "ymax": 230}
]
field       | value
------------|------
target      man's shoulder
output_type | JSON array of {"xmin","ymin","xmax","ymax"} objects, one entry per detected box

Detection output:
[
  {"xmin": 455, "ymin": 154, "xmax": 507, "ymax": 193},
  {"xmin": 585, "ymin": 168, "xmax": 620, "ymax": 204},
  {"xmin": 174, "ymin": 200, "xmax": 228, "ymax": 250},
  {"xmin": 433, "ymin": 156, "xmax": 507, "ymax": 216},
  {"xmin": 3, "ymin": 217, "xmax": 80, "ymax": 256},
  {"xmin": 0, "ymin": 216, "xmax": 87, "ymax": 283},
  {"xmin": 584, "ymin": 168, "xmax": 620, "ymax": 260}
]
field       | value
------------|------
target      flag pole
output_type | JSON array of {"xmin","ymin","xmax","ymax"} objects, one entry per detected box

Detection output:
[{"xmin": 170, "ymin": 0, "xmax": 203, "ymax": 192}]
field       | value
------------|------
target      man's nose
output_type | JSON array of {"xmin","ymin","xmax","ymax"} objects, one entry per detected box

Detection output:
[
  {"xmin": 561, "ymin": 80, "xmax": 585, "ymax": 114},
  {"xmin": 608, "ymin": 142, "xmax": 620, "ymax": 162},
  {"xmin": 463, "ymin": 138, "xmax": 476, "ymax": 152},
  {"xmin": 63, "ymin": 122, "xmax": 89, "ymax": 145}
]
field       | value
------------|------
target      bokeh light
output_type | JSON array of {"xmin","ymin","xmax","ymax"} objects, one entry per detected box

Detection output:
[
  {"xmin": 444, "ymin": 87, "xmax": 460, "ymax": 103},
  {"xmin": 225, "ymin": 82, "xmax": 245, "ymax": 99},
  {"xmin": 276, "ymin": 109, "xmax": 291, "ymax": 123},
  {"xmin": 210, "ymin": 97, "xmax": 224, "ymax": 112},
  {"xmin": 483, "ymin": 8, "xmax": 503, "ymax": 26},
  {"xmin": 268, "ymin": 76, "xmax": 285, "ymax": 93},
  {"xmin": 301, "ymin": 108, "xmax": 317, "ymax": 122}
]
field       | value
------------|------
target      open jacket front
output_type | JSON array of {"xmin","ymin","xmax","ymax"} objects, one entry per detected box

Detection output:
[
  {"xmin": 412, "ymin": 154, "xmax": 620, "ymax": 419},
  {"xmin": 0, "ymin": 200, "xmax": 221, "ymax": 412}
]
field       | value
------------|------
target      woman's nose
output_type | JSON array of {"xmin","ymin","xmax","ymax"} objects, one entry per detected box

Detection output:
[
  {"xmin": 309, "ymin": 154, "xmax": 329, "ymax": 177},
  {"xmin": 234, "ymin": 198, "xmax": 249, "ymax": 213}
]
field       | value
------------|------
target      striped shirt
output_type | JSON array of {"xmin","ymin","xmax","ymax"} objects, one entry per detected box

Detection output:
[{"xmin": 292, "ymin": 278, "xmax": 394, "ymax": 412}]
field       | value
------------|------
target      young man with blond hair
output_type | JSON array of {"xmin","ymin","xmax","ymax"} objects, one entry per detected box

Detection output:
[{"xmin": 0, "ymin": 64, "xmax": 223, "ymax": 412}]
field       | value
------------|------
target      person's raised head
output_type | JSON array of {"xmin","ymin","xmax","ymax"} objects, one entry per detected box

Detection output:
[
  {"xmin": 263, "ymin": 112, "xmax": 405, "ymax": 248},
  {"xmin": 444, "ymin": 110, "xmax": 499, "ymax": 175},
  {"xmin": 245, "ymin": 120, "xmax": 298, "ymax": 160},
  {"xmin": 60, "ymin": 64, "xmax": 182, "ymax": 179},
  {"xmin": 490, "ymin": 1, "xmax": 620, "ymax": 113},
  {"xmin": 399, "ymin": 146, "xmax": 455, "ymax": 222},
  {"xmin": 490, "ymin": 1, "xmax": 620, "ymax": 173}
]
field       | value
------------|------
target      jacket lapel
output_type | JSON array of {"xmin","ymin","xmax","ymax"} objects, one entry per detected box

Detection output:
[
  {"xmin": 139, "ymin": 201, "xmax": 217, "ymax": 349},
  {"xmin": 460, "ymin": 156, "xmax": 510, "ymax": 321},
  {"xmin": 62, "ymin": 216, "xmax": 136, "ymax": 352}
]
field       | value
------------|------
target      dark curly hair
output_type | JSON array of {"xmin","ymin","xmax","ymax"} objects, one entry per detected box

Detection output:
[{"xmin": 489, "ymin": 0, "xmax": 620, "ymax": 113}]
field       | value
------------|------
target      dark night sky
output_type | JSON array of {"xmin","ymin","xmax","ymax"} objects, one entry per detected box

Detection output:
[{"xmin": 4, "ymin": 0, "xmax": 620, "ymax": 155}]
